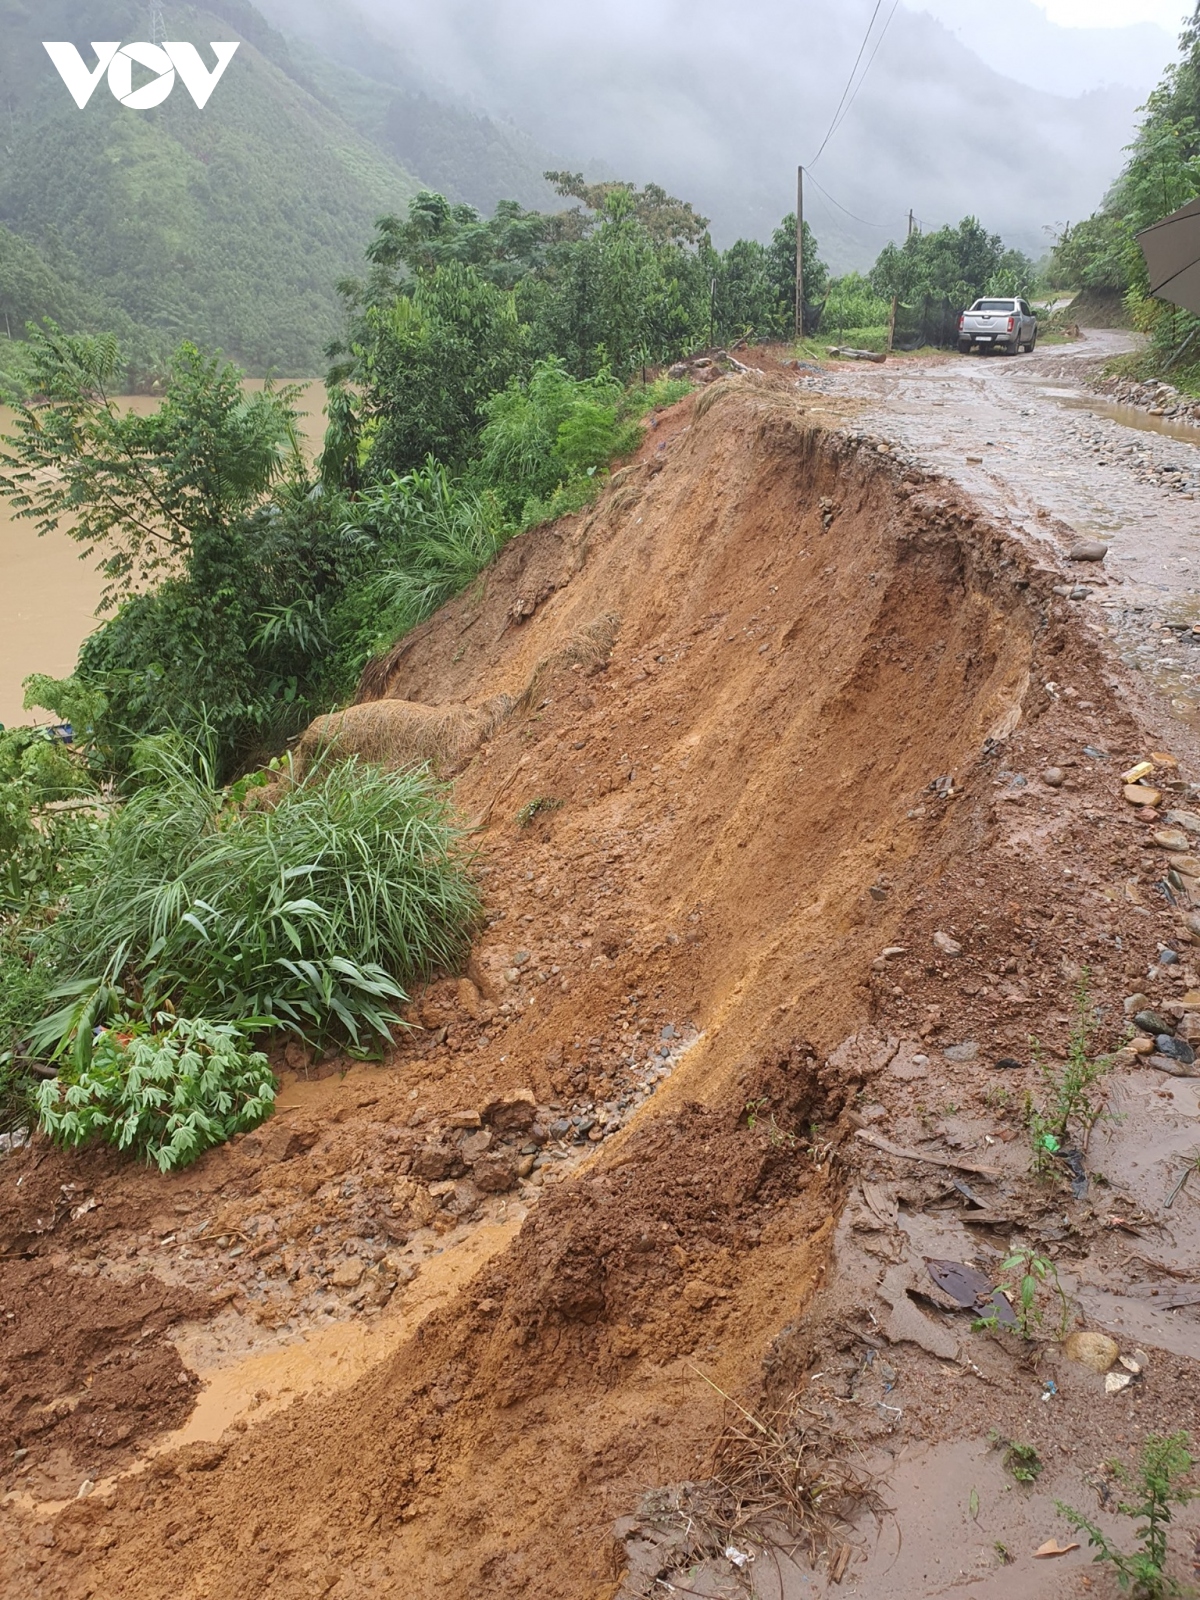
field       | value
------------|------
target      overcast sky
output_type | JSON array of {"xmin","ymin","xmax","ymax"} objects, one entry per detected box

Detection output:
[{"xmin": 1038, "ymin": 0, "xmax": 1188, "ymax": 23}]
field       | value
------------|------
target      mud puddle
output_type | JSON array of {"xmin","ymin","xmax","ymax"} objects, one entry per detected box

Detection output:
[{"xmin": 1044, "ymin": 387, "xmax": 1200, "ymax": 444}]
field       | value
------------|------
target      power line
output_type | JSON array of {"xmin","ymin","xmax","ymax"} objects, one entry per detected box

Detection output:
[
  {"xmin": 820, "ymin": 0, "xmax": 902, "ymax": 158},
  {"xmin": 804, "ymin": 169, "xmax": 896, "ymax": 231},
  {"xmin": 809, "ymin": 0, "xmax": 886, "ymax": 169}
]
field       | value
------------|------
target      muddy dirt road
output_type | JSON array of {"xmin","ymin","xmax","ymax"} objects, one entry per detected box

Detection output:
[
  {"xmin": 6, "ymin": 363, "xmax": 1200, "ymax": 1600},
  {"xmin": 829, "ymin": 331, "xmax": 1200, "ymax": 728}
]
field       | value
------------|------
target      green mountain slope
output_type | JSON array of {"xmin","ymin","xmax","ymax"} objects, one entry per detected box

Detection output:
[
  {"xmin": 252, "ymin": 0, "xmax": 563, "ymax": 215},
  {"xmin": 0, "ymin": 0, "xmax": 425, "ymax": 373}
]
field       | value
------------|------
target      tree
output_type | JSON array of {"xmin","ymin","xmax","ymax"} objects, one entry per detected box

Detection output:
[
  {"xmin": 0, "ymin": 326, "xmax": 297, "ymax": 601},
  {"xmin": 340, "ymin": 260, "xmax": 530, "ymax": 476},
  {"xmin": 871, "ymin": 218, "xmax": 1031, "ymax": 306}
]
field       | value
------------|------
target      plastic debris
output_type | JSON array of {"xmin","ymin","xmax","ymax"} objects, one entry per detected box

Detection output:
[{"xmin": 725, "ymin": 1546, "xmax": 750, "ymax": 1569}]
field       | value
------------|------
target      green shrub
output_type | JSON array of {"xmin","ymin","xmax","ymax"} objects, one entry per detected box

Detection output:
[
  {"xmin": 1058, "ymin": 1432, "xmax": 1196, "ymax": 1598},
  {"xmin": 475, "ymin": 357, "xmax": 641, "ymax": 519},
  {"xmin": 332, "ymin": 460, "xmax": 507, "ymax": 678},
  {"xmin": 36, "ymin": 1014, "xmax": 276, "ymax": 1172},
  {"xmin": 0, "ymin": 929, "xmax": 53, "ymax": 1135},
  {"xmin": 0, "ymin": 724, "xmax": 100, "ymax": 914},
  {"xmin": 38, "ymin": 738, "xmax": 481, "ymax": 1049}
]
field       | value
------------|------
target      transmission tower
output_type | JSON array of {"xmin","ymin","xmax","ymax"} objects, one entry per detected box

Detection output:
[{"xmin": 148, "ymin": 6, "xmax": 166, "ymax": 46}]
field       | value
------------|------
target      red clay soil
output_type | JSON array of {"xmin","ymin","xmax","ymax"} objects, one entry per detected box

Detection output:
[{"xmin": 3, "ymin": 376, "xmax": 1195, "ymax": 1598}]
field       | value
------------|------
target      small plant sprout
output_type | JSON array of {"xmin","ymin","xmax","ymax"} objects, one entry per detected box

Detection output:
[
  {"xmin": 1057, "ymin": 1432, "xmax": 1196, "ymax": 1599},
  {"xmin": 1027, "ymin": 972, "xmax": 1114, "ymax": 1176},
  {"xmin": 974, "ymin": 1248, "xmax": 1069, "ymax": 1341},
  {"xmin": 990, "ymin": 1431, "xmax": 1045, "ymax": 1484},
  {"xmin": 515, "ymin": 796, "xmax": 563, "ymax": 828}
]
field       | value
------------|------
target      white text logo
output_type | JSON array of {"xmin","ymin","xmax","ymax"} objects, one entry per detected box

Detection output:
[{"xmin": 43, "ymin": 42, "xmax": 240, "ymax": 110}]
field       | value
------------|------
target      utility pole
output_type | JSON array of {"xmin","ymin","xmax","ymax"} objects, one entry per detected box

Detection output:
[
  {"xmin": 794, "ymin": 165, "xmax": 804, "ymax": 343},
  {"xmin": 907, "ymin": 208, "xmax": 915, "ymax": 239}
]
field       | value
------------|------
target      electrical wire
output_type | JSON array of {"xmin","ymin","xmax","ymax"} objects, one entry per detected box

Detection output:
[
  {"xmin": 804, "ymin": 169, "xmax": 896, "ymax": 231},
  {"xmin": 808, "ymin": 0, "xmax": 886, "ymax": 170},
  {"xmin": 819, "ymin": 0, "xmax": 902, "ymax": 159}
]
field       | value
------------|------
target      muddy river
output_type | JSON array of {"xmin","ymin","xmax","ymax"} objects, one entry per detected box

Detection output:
[{"xmin": 0, "ymin": 380, "xmax": 327, "ymax": 728}]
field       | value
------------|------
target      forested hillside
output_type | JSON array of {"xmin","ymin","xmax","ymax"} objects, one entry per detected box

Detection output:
[{"xmin": 0, "ymin": 0, "xmax": 426, "ymax": 376}]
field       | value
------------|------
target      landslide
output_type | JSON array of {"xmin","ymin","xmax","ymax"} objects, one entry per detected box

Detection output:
[{"xmin": 4, "ymin": 378, "xmax": 1128, "ymax": 1599}]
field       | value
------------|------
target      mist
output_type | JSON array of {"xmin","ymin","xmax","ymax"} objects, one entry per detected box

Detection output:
[{"xmin": 260, "ymin": 0, "xmax": 1152, "ymax": 268}]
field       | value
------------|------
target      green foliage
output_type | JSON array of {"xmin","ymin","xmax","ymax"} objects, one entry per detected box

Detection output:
[
  {"xmin": 990, "ymin": 1433, "xmax": 1044, "ymax": 1484},
  {"xmin": 36, "ymin": 1014, "xmax": 276, "ymax": 1173},
  {"xmin": 871, "ymin": 218, "xmax": 1033, "ymax": 307},
  {"xmin": 0, "ymin": 4, "xmax": 423, "ymax": 376},
  {"xmin": 475, "ymin": 358, "xmax": 640, "ymax": 518},
  {"xmin": 516, "ymin": 796, "xmax": 563, "ymax": 827},
  {"xmin": 623, "ymin": 376, "xmax": 694, "ymax": 417},
  {"xmin": 0, "ymin": 724, "xmax": 99, "ymax": 914},
  {"xmin": 0, "ymin": 328, "xmax": 299, "ymax": 599},
  {"xmin": 1058, "ymin": 1433, "xmax": 1196, "ymax": 1598},
  {"xmin": 38, "ymin": 737, "xmax": 480, "ymax": 1049},
  {"xmin": 1027, "ymin": 975, "xmax": 1113, "ymax": 1173},
  {"xmin": 0, "ymin": 929, "xmax": 54, "ymax": 1135},
  {"xmin": 1049, "ymin": 15, "xmax": 1200, "ymax": 371},
  {"xmin": 822, "ymin": 272, "xmax": 892, "ymax": 338},
  {"xmin": 332, "ymin": 460, "xmax": 508, "ymax": 676},
  {"xmin": 337, "ymin": 260, "xmax": 529, "ymax": 474},
  {"xmin": 984, "ymin": 1247, "xmax": 1070, "ymax": 1341}
]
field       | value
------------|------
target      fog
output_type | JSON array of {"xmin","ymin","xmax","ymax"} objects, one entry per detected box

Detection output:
[{"xmin": 264, "ymin": 0, "xmax": 1163, "ymax": 266}]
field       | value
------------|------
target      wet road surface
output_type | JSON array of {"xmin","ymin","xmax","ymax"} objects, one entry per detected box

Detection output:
[{"xmin": 826, "ymin": 331, "xmax": 1200, "ymax": 726}]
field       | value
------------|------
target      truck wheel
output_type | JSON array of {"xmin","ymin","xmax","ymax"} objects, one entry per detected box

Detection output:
[
  {"xmin": 1006, "ymin": 341, "xmax": 1019, "ymax": 356},
  {"xmin": 958, "ymin": 340, "xmax": 971, "ymax": 354},
  {"xmin": 1026, "ymin": 334, "xmax": 1037, "ymax": 353}
]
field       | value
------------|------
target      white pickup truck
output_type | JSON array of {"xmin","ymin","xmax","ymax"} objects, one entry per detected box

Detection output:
[{"xmin": 957, "ymin": 297, "xmax": 1037, "ymax": 355}]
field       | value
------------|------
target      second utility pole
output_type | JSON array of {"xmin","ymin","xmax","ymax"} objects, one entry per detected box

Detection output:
[{"xmin": 794, "ymin": 164, "xmax": 804, "ymax": 342}]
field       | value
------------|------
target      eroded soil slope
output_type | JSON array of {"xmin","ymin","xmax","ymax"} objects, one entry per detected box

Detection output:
[{"xmin": 2, "ymin": 379, "xmax": 1185, "ymax": 1599}]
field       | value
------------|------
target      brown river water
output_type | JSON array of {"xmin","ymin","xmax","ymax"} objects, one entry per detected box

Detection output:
[{"xmin": 0, "ymin": 380, "xmax": 327, "ymax": 728}]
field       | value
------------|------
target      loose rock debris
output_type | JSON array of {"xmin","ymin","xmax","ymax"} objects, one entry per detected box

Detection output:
[{"xmin": 5, "ymin": 372, "xmax": 1200, "ymax": 1598}]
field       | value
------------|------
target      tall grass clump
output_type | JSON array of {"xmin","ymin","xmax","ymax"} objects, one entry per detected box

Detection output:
[{"xmin": 37, "ymin": 736, "xmax": 481, "ymax": 1052}]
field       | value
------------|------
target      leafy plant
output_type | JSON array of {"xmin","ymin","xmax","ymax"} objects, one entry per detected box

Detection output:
[
  {"xmin": 37, "ymin": 737, "xmax": 480, "ymax": 1050},
  {"xmin": 974, "ymin": 1248, "xmax": 1069, "ymax": 1341},
  {"xmin": 516, "ymin": 797, "xmax": 563, "ymax": 827},
  {"xmin": 1027, "ymin": 974, "xmax": 1113, "ymax": 1174},
  {"xmin": 36, "ymin": 1014, "xmax": 276, "ymax": 1172},
  {"xmin": 989, "ymin": 1432, "xmax": 1045, "ymax": 1484},
  {"xmin": 1058, "ymin": 1433, "xmax": 1196, "ymax": 1598}
]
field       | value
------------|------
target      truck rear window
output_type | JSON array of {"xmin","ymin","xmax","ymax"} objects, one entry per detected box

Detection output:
[{"xmin": 973, "ymin": 300, "xmax": 1016, "ymax": 311}]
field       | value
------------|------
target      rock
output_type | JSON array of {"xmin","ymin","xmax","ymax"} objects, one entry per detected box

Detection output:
[
  {"xmin": 481, "ymin": 1089, "xmax": 538, "ymax": 1134},
  {"xmin": 1067, "ymin": 540, "xmax": 1108, "ymax": 561},
  {"xmin": 473, "ymin": 1154, "xmax": 519, "ymax": 1193},
  {"xmin": 1133, "ymin": 1010, "xmax": 1173, "ymax": 1035},
  {"xmin": 330, "ymin": 1258, "xmax": 365, "ymax": 1289},
  {"xmin": 1165, "ymin": 809, "xmax": 1200, "ymax": 834},
  {"xmin": 1156, "ymin": 1035, "xmax": 1196, "ymax": 1065},
  {"xmin": 994, "ymin": 1056, "xmax": 1024, "ymax": 1070},
  {"xmin": 411, "ymin": 1144, "xmax": 461, "ymax": 1181},
  {"xmin": 1149, "ymin": 1054, "xmax": 1198, "ymax": 1076},
  {"xmin": 1124, "ymin": 993, "xmax": 1151, "ymax": 1015},
  {"xmin": 459, "ymin": 1128, "xmax": 493, "ymax": 1162},
  {"xmin": 1125, "ymin": 784, "xmax": 1164, "ymax": 807},
  {"xmin": 1153, "ymin": 829, "xmax": 1191, "ymax": 852},
  {"xmin": 943, "ymin": 1041, "xmax": 979, "ymax": 1062},
  {"xmin": 1041, "ymin": 767, "xmax": 1065, "ymax": 787},
  {"xmin": 1064, "ymin": 1330, "xmax": 1119, "ymax": 1373},
  {"xmin": 933, "ymin": 931, "xmax": 963, "ymax": 957},
  {"xmin": 1160, "ymin": 949, "xmax": 1180, "ymax": 965},
  {"xmin": 1130, "ymin": 1035, "xmax": 1156, "ymax": 1055},
  {"xmin": 448, "ymin": 1109, "xmax": 482, "ymax": 1129}
]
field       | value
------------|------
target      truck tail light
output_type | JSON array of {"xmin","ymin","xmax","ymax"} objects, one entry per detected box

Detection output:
[
  {"xmin": 1007, "ymin": 316, "xmax": 1015, "ymax": 332},
  {"xmin": 958, "ymin": 314, "xmax": 964, "ymax": 329}
]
